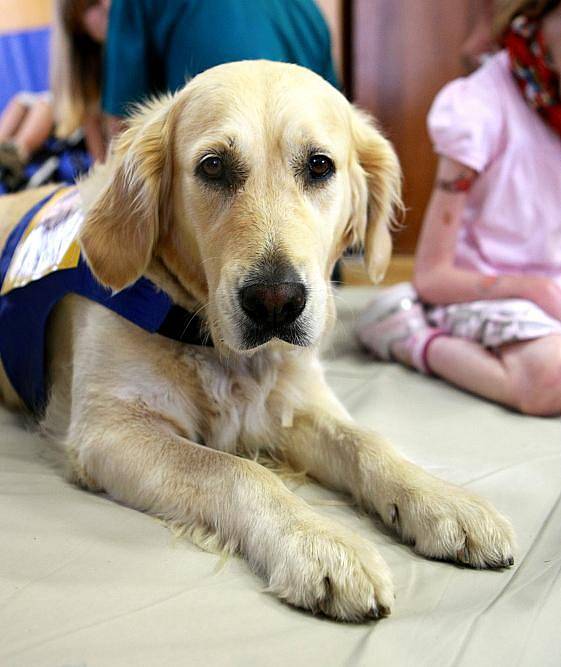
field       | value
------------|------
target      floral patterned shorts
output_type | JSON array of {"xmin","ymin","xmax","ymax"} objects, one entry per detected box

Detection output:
[{"xmin": 426, "ymin": 299, "xmax": 561, "ymax": 349}]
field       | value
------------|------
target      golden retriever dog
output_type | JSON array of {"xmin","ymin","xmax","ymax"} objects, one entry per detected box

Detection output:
[{"xmin": 0, "ymin": 61, "xmax": 515, "ymax": 621}]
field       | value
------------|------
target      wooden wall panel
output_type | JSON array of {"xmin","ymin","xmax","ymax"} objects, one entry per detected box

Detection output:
[{"xmin": 352, "ymin": 0, "xmax": 482, "ymax": 253}]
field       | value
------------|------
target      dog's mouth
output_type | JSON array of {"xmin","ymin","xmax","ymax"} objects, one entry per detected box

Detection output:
[{"xmin": 238, "ymin": 319, "xmax": 313, "ymax": 350}]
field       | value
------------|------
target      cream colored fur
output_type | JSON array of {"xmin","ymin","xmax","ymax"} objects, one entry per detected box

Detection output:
[{"xmin": 0, "ymin": 61, "xmax": 515, "ymax": 622}]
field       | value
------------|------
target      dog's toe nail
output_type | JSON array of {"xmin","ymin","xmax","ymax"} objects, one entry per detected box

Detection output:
[
  {"xmin": 389, "ymin": 504, "xmax": 399, "ymax": 526},
  {"xmin": 368, "ymin": 605, "xmax": 380, "ymax": 620},
  {"xmin": 378, "ymin": 604, "xmax": 391, "ymax": 617},
  {"xmin": 506, "ymin": 556, "xmax": 514, "ymax": 567}
]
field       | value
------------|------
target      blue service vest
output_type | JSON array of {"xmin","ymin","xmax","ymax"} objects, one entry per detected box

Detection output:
[{"xmin": 0, "ymin": 188, "xmax": 208, "ymax": 413}]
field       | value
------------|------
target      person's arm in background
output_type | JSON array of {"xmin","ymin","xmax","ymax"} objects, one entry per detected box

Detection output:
[
  {"xmin": 322, "ymin": 43, "xmax": 340, "ymax": 90},
  {"xmin": 101, "ymin": 0, "xmax": 151, "ymax": 145},
  {"xmin": 319, "ymin": 17, "xmax": 340, "ymax": 91},
  {"xmin": 316, "ymin": 2, "xmax": 340, "ymax": 90},
  {"xmin": 414, "ymin": 156, "xmax": 561, "ymax": 321},
  {"xmin": 83, "ymin": 111, "xmax": 107, "ymax": 162},
  {"xmin": 104, "ymin": 114, "xmax": 126, "ymax": 143}
]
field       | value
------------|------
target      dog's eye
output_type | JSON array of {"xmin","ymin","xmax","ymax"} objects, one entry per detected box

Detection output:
[
  {"xmin": 308, "ymin": 154, "xmax": 334, "ymax": 180},
  {"xmin": 200, "ymin": 155, "xmax": 224, "ymax": 179}
]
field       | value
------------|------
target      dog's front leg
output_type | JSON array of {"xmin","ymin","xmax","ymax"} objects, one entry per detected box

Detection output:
[
  {"xmin": 277, "ymin": 392, "xmax": 515, "ymax": 568},
  {"xmin": 69, "ymin": 399, "xmax": 394, "ymax": 621}
]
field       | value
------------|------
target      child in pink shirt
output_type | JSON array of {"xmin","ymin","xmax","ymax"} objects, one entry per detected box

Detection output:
[{"xmin": 358, "ymin": 0, "xmax": 561, "ymax": 416}]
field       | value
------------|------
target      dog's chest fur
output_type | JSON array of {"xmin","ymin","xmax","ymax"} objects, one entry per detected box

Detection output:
[
  {"xmin": 108, "ymin": 338, "xmax": 309, "ymax": 456},
  {"xmin": 47, "ymin": 299, "xmax": 312, "ymax": 459},
  {"xmin": 192, "ymin": 351, "xmax": 281, "ymax": 452}
]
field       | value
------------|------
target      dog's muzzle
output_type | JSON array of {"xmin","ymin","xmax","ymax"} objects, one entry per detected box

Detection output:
[{"xmin": 236, "ymin": 259, "xmax": 311, "ymax": 349}]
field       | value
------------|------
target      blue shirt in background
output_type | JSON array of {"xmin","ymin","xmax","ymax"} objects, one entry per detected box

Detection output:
[{"xmin": 102, "ymin": 0, "xmax": 339, "ymax": 117}]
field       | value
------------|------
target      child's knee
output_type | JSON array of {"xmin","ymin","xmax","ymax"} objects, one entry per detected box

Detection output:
[
  {"xmin": 510, "ymin": 336, "xmax": 561, "ymax": 417},
  {"xmin": 12, "ymin": 92, "xmax": 35, "ymax": 109}
]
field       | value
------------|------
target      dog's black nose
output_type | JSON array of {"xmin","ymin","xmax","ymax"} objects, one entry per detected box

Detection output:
[{"xmin": 240, "ymin": 282, "xmax": 307, "ymax": 327}]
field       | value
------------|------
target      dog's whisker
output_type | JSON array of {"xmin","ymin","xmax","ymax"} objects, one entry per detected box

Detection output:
[{"xmin": 179, "ymin": 300, "xmax": 210, "ymax": 340}]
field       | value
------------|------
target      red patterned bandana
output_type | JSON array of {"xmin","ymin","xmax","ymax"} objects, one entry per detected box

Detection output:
[{"xmin": 503, "ymin": 15, "xmax": 561, "ymax": 138}]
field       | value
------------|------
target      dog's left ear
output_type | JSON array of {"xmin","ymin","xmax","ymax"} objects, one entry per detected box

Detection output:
[
  {"xmin": 79, "ymin": 96, "xmax": 176, "ymax": 291},
  {"xmin": 349, "ymin": 107, "xmax": 402, "ymax": 284}
]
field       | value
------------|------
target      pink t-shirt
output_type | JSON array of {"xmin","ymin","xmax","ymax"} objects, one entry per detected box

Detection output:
[{"xmin": 428, "ymin": 51, "xmax": 561, "ymax": 286}]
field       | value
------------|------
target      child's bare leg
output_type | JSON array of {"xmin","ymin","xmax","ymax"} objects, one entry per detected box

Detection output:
[
  {"xmin": 357, "ymin": 284, "xmax": 561, "ymax": 415},
  {"xmin": 499, "ymin": 335, "xmax": 561, "ymax": 416},
  {"xmin": 420, "ymin": 336, "xmax": 517, "ymax": 406},
  {"xmin": 12, "ymin": 99, "xmax": 53, "ymax": 160},
  {"xmin": 0, "ymin": 97, "xmax": 28, "ymax": 141},
  {"xmin": 423, "ymin": 334, "xmax": 561, "ymax": 416}
]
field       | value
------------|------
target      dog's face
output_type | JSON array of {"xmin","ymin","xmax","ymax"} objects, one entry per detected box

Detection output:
[{"xmin": 80, "ymin": 61, "xmax": 401, "ymax": 353}]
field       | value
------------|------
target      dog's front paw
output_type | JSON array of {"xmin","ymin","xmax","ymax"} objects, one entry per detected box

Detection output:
[
  {"xmin": 266, "ymin": 523, "xmax": 394, "ymax": 622},
  {"xmin": 384, "ymin": 480, "xmax": 515, "ymax": 569}
]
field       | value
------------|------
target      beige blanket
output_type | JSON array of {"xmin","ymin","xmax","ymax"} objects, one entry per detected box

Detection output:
[{"xmin": 1, "ymin": 287, "xmax": 560, "ymax": 667}]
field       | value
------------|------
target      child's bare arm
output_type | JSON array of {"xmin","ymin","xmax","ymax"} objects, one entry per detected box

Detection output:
[{"xmin": 414, "ymin": 157, "xmax": 561, "ymax": 320}]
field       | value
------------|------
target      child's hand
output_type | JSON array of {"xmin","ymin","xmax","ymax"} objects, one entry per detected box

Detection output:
[{"xmin": 518, "ymin": 276, "xmax": 561, "ymax": 322}]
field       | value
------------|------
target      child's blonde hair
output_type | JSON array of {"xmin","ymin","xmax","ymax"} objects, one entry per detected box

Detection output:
[
  {"xmin": 493, "ymin": 0, "xmax": 561, "ymax": 37},
  {"xmin": 51, "ymin": 0, "xmax": 103, "ymax": 138}
]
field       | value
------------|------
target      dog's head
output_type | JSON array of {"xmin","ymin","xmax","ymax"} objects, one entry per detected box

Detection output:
[{"xmin": 79, "ymin": 61, "xmax": 401, "ymax": 353}]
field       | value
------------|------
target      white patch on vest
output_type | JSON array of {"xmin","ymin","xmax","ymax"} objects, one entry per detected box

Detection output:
[{"xmin": 1, "ymin": 188, "xmax": 83, "ymax": 295}]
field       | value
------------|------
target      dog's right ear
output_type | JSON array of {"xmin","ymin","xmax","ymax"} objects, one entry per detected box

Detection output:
[{"xmin": 79, "ymin": 96, "xmax": 176, "ymax": 291}]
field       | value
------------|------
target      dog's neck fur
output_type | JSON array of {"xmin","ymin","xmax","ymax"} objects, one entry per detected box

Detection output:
[{"xmin": 147, "ymin": 256, "xmax": 204, "ymax": 314}]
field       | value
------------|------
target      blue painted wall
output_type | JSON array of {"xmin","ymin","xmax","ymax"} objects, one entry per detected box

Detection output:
[{"xmin": 0, "ymin": 27, "xmax": 51, "ymax": 113}]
